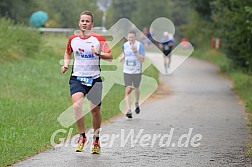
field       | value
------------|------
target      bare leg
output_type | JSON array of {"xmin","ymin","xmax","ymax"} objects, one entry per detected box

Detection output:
[
  {"xmin": 125, "ymin": 86, "xmax": 133, "ymax": 111},
  {"xmin": 134, "ymin": 88, "xmax": 140, "ymax": 103},
  {"xmin": 72, "ymin": 92, "xmax": 85, "ymax": 134},
  {"xmin": 90, "ymin": 103, "xmax": 101, "ymax": 135},
  {"xmin": 168, "ymin": 55, "xmax": 171, "ymax": 68},
  {"xmin": 164, "ymin": 56, "xmax": 168, "ymax": 73}
]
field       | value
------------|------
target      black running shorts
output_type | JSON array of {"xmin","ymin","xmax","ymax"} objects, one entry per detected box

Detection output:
[{"xmin": 69, "ymin": 76, "xmax": 102, "ymax": 106}]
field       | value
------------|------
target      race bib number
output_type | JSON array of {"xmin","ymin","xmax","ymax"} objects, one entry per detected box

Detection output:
[
  {"xmin": 77, "ymin": 77, "xmax": 93, "ymax": 86},
  {"xmin": 126, "ymin": 60, "xmax": 136, "ymax": 66}
]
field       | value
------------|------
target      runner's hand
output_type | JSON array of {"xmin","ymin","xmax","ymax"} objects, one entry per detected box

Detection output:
[
  {"xmin": 91, "ymin": 45, "xmax": 99, "ymax": 56},
  {"xmin": 131, "ymin": 43, "xmax": 137, "ymax": 53},
  {"xmin": 61, "ymin": 66, "xmax": 68, "ymax": 73}
]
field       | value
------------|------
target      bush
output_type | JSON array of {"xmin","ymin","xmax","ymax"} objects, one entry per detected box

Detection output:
[
  {"xmin": 212, "ymin": 0, "xmax": 252, "ymax": 73},
  {"xmin": 0, "ymin": 17, "xmax": 41, "ymax": 61},
  {"xmin": 183, "ymin": 11, "xmax": 214, "ymax": 49}
]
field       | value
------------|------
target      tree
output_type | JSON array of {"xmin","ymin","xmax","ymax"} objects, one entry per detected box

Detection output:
[
  {"xmin": 190, "ymin": 0, "xmax": 215, "ymax": 21},
  {"xmin": 212, "ymin": 0, "xmax": 252, "ymax": 72},
  {"xmin": 35, "ymin": 0, "xmax": 100, "ymax": 28},
  {"xmin": 0, "ymin": 0, "xmax": 37, "ymax": 24},
  {"xmin": 131, "ymin": 0, "xmax": 172, "ymax": 30},
  {"xmin": 0, "ymin": 0, "xmax": 102, "ymax": 28},
  {"xmin": 106, "ymin": 0, "xmax": 137, "ymax": 28}
]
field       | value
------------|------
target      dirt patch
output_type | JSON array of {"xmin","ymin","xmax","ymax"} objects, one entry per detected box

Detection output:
[{"xmin": 143, "ymin": 77, "xmax": 172, "ymax": 104}]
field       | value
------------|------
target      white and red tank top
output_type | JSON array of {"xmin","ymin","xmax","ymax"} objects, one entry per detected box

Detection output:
[{"xmin": 66, "ymin": 33, "xmax": 111, "ymax": 77}]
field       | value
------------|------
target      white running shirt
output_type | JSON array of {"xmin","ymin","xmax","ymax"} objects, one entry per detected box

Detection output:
[
  {"xmin": 122, "ymin": 41, "xmax": 145, "ymax": 74},
  {"xmin": 66, "ymin": 33, "xmax": 111, "ymax": 77}
]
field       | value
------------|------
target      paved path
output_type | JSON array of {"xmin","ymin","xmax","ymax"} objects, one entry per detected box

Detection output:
[{"xmin": 13, "ymin": 56, "xmax": 252, "ymax": 167}]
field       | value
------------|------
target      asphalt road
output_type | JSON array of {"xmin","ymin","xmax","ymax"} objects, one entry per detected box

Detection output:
[{"xmin": 13, "ymin": 56, "xmax": 252, "ymax": 167}]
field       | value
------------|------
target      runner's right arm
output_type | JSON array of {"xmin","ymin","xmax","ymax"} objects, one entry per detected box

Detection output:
[
  {"xmin": 119, "ymin": 53, "xmax": 125, "ymax": 62},
  {"xmin": 61, "ymin": 36, "xmax": 74, "ymax": 74},
  {"xmin": 61, "ymin": 51, "xmax": 72, "ymax": 73}
]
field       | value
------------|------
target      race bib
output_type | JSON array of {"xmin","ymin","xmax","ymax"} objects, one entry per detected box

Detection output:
[
  {"xmin": 126, "ymin": 60, "xmax": 136, "ymax": 66},
  {"xmin": 164, "ymin": 44, "xmax": 170, "ymax": 51},
  {"xmin": 77, "ymin": 77, "xmax": 93, "ymax": 86}
]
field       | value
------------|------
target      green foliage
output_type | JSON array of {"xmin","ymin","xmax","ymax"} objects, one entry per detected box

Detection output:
[
  {"xmin": 190, "ymin": 0, "xmax": 214, "ymax": 21},
  {"xmin": 131, "ymin": 0, "xmax": 172, "ymax": 30},
  {"xmin": 0, "ymin": 17, "xmax": 41, "ymax": 62},
  {"xmin": 0, "ymin": 0, "xmax": 192, "ymax": 41},
  {"xmin": 108, "ymin": 0, "xmax": 190, "ymax": 30},
  {"xmin": 0, "ymin": 0, "xmax": 102, "ymax": 28},
  {"xmin": 43, "ymin": 0, "xmax": 101, "ymax": 28},
  {"xmin": 107, "ymin": 0, "xmax": 192, "ymax": 41},
  {"xmin": 212, "ymin": 0, "xmax": 252, "ymax": 73},
  {"xmin": 107, "ymin": 0, "xmax": 137, "ymax": 28},
  {"xmin": 183, "ymin": 11, "xmax": 214, "ymax": 48},
  {"xmin": 169, "ymin": 1, "xmax": 192, "ymax": 39},
  {"xmin": 188, "ymin": 0, "xmax": 252, "ymax": 73},
  {"xmin": 0, "ymin": 0, "xmax": 37, "ymax": 24}
]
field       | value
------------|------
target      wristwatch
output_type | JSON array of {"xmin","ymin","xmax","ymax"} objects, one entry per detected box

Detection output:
[{"xmin": 96, "ymin": 50, "xmax": 101, "ymax": 56}]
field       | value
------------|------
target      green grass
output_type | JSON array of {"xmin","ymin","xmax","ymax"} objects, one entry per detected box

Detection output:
[
  {"xmin": 0, "ymin": 34, "xmax": 159, "ymax": 166},
  {"xmin": 0, "ymin": 35, "xmax": 71, "ymax": 166},
  {"xmin": 0, "ymin": 17, "xmax": 41, "ymax": 62},
  {"xmin": 192, "ymin": 47, "xmax": 252, "ymax": 155}
]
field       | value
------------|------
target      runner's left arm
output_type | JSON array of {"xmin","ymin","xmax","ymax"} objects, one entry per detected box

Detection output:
[
  {"xmin": 91, "ymin": 46, "xmax": 112, "ymax": 61},
  {"xmin": 99, "ymin": 51, "xmax": 113, "ymax": 60},
  {"xmin": 91, "ymin": 40, "xmax": 113, "ymax": 61}
]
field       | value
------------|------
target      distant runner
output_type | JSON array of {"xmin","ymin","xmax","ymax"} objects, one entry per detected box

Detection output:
[
  {"xmin": 119, "ymin": 30, "xmax": 145, "ymax": 118},
  {"xmin": 159, "ymin": 32, "xmax": 174, "ymax": 74}
]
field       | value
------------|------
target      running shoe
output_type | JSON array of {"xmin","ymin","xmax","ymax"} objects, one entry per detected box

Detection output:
[
  {"xmin": 135, "ymin": 102, "xmax": 140, "ymax": 114},
  {"xmin": 91, "ymin": 139, "xmax": 100, "ymax": 154},
  {"xmin": 126, "ymin": 110, "xmax": 133, "ymax": 118},
  {"xmin": 76, "ymin": 136, "xmax": 86, "ymax": 152}
]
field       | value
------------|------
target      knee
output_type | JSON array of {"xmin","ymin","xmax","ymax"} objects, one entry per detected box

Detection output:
[
  {"xmin": 125, "ymin": 87, "xmax": 132, "ymax": 95},
  {"xmin": 135, "ymin": 88, "xmax": 140, "ymax": 93},
  {"xmin": 73, "ymin": 103, "xmax": 82, "ymax": 112}
]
